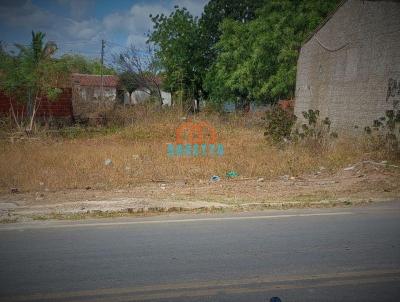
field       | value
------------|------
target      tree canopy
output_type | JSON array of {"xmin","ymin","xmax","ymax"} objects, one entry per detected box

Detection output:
[
  {"xmin": 148, "ymin": 7, "xmax": 204, "ymax": 103},
  {"xmin": 148, "ymin": 0, "xmax": 339, "ymax": 108},
  {"xmin": 199, "ymin": 0, "xmax": 264, "ymax": 65}
]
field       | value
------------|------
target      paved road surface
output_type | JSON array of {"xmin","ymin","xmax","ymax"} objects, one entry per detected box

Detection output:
[{"xmin": 0, "ymin": 202, "xmax": 399, "ymax": 301}]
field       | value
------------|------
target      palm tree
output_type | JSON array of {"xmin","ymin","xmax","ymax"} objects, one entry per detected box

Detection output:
[
  {"xmin": 22, "ymin": 31, "xmax": 58, "ymax": 132},
  {"xmin": 1, "ymin": 31, "xmax": 61, "ymax": 133},
  {"xmin": 31, "ymin": 31, "xmax": 57, "ymax": 63}
]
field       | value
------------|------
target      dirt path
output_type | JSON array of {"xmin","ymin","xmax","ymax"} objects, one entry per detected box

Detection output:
[{"xmin": 1, "ymin": 161, "xmax": 399, "ymax": 223}]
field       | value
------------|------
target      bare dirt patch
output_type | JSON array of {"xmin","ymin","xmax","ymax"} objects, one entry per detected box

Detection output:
[{"xmin": 1, "ymin": 160, "xmax": 398, "ymax": 222}]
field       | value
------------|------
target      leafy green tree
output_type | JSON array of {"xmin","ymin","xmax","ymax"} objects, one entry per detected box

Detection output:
[
  {"xmin": 148, "ymin": 0, "xmax": 338, "ymax": 109},
  {"xmin": 203, "ymin": 19, "xmax": 251, "ymax": 106},
  {"xmin": 148, "ymin": 1, "xmax": 265, "ymax": 109},
  {"xmin": 199, "ymin": 0, "xmax": 264, "ymax": 65},
  {"xmin": 149, "ymin": 7, "xmax": 204, "ymax": 109},
  {"xmin": 204, "ymin": 0, "xmax": 339, "ymax": 106}
]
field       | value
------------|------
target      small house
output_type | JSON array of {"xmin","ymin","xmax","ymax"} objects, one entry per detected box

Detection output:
[{"xmin": 71, "ymin": 73, "xmax": 119, "ymax": 118}]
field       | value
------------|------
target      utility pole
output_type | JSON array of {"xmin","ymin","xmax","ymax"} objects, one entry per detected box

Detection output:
[{"xmin": 100, "ymin": 39, "xmax": 105, "ymax": 105}]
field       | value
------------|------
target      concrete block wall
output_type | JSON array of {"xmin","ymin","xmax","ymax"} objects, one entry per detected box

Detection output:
[{"xmin": 295, "ymin": 0, "xmax": 400, "ymax": 133}]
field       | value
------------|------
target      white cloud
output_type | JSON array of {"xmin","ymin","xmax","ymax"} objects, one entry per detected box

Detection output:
[
  {"xmin": 57, "ymin": 0, "xmax": 95, "ymax": 20},
  {"xmin": 67, "ymin": 19, "xmax": 103, "ymax": 41},
  {"xmin": 103, "ymin": 1, "xmax": 208, "ymax": 48},
  {"xmin": 173, "ymin": 0, "xmax": 208, "ymax": 17},
  {"xmin": 0, "ymin": 0, "xmax": 209, "ymax": 56},
  {"xmin": 103, "ymin": 3, "xmax": 173, "ymax": 48}
]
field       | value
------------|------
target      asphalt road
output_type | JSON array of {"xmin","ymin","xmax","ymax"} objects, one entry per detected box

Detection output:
[{"xmin": 0, "ymin": 202, "xmax": 399, "ymax": 302}]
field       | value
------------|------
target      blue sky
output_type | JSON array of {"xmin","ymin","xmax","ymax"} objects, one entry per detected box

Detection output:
[{"xmin": 0, "ymin": 0, "xmax": 208, "ymax": 66}]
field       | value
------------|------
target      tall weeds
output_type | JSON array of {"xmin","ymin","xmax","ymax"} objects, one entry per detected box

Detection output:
[{"xmin": 0, "ymin": 106, "xmax": 397, "ymax": 193}]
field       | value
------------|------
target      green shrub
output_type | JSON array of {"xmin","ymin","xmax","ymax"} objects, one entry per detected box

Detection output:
[{"xmin": 262, "ymin": 105, "xmax": 297, "ymax": 144}]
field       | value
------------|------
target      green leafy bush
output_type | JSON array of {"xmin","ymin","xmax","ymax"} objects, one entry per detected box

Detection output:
[{"xmin": 263, "ymin": 105, "xmax": 297, "ymax": 144}]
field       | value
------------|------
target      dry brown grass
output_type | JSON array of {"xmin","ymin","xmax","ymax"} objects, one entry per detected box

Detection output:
[{"xmin": 0, "ymin": 106, "xmax": 397, "ymax": 193}]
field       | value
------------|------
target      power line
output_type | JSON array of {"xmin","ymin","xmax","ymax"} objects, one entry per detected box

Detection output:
[{"xmin": 59, "ymin": 49, "xmax": 101, "ymax": 55}]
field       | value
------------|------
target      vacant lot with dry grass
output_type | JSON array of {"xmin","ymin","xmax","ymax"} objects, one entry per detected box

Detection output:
[{"xmin": 0, "ymin": 106, "xmax": 399, "ymax": 221}]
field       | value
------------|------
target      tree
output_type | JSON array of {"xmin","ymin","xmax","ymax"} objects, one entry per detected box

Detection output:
[
  {"xmin": 199, "ymin": 0, "xmax": 264, "ymax": 65},
  {"xmin": 0, "ymin": 31, "xmax": 65, "ymax": 132},
  {"xmin": 203, "ymin": 19, "xmax": 251, "ymax": 106},
  {"xmin": 204, "ymin": 0, "xmax": 339, "ymax": 106},
  {"xmin": 114, "ymin": 45, "xmax": 163, "ymax": 104},
  {"xmin": 148, "ymin": 2, "xmax": 264, "ymax": 110},
  {"xmin": 148, "ymin": 7, "xmax": 204, "ymax": 110},
  {"xmin": 118, "ymin": 71, "xmax": 137, "ymax": 95}
]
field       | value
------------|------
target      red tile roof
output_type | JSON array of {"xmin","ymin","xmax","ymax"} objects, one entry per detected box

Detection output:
[{"xmin": 72, "ymin": 73, "xmax": 119, "ymax": 87}]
